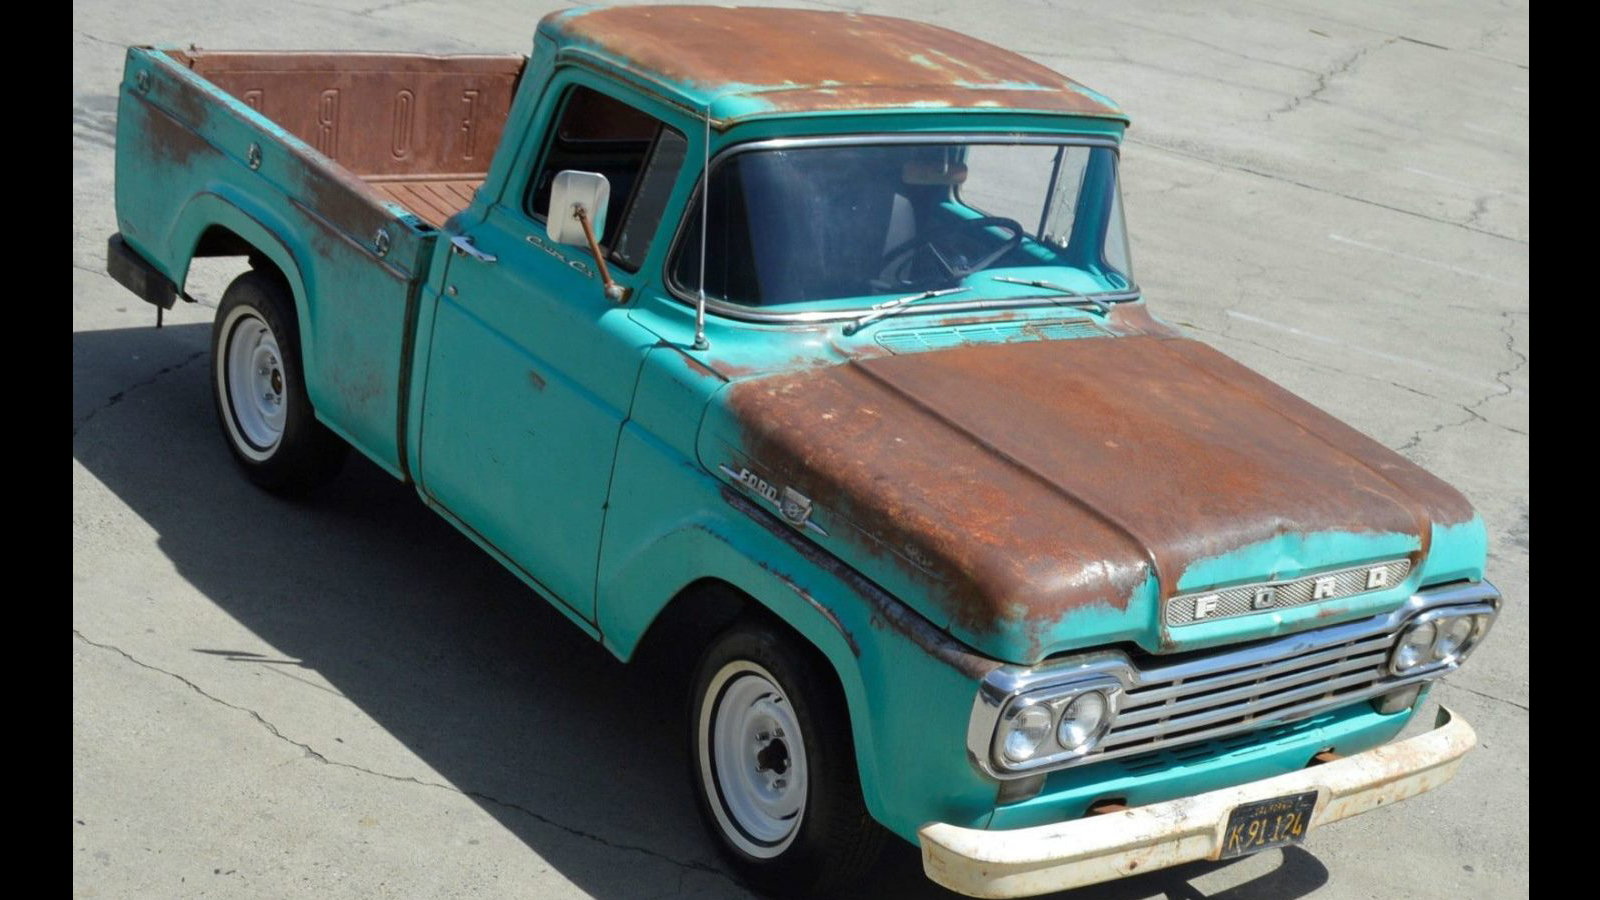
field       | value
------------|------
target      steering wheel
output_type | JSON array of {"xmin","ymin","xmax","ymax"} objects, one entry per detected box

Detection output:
[{"xmin": 877, "ymin": 216, "xmax": 1026, "ymax": 287}]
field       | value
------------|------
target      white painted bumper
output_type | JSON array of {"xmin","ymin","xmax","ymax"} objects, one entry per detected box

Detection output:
[{"xmin": 919, "ymin": 706, "xmax": 1475, "ymax": 899}]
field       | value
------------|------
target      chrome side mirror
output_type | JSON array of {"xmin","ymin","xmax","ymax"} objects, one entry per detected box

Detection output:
[
  {"xmin": 545, "ymin": 170, "xmax": 626, "ymax": 302},
  {"xmin": 547, "ymin": 170, "xmax": 611, "ymax": 246}
]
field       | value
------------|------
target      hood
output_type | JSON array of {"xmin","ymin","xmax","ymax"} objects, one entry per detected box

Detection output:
[{"xmin": 700, "ymin": 332, "xmax": 1482, "ymax": 664}]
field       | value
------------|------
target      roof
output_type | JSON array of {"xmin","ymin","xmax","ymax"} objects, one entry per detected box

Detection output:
[{"xmin": 538, "ymin": 5, "xmax": 1127, "ymax": 126}]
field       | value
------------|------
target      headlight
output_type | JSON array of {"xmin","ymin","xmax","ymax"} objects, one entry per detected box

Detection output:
[
  {"xmin": 1393, "ymin": 620, "xmax": 1437, "ymax": 671},
  {"xmin": 1057, "ymin": 691, "xmax": 1110, "ymax": 751},
  {"xmin": 989, "ymin": 679, "xmax": 1122, "ymax": 774},
  {"xmin": 1000, "ymin": 704, "xmax": 1054, "ymax": 763}
]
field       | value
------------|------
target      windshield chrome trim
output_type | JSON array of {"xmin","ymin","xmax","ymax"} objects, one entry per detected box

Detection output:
[{"xmin": 660, "ymin": 133, "xmax": 1131, "ymax": 326}]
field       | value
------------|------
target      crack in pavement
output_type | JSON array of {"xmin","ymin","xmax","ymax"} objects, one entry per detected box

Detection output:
[
  {"xmin": 1269, "ymin": 38, "xmax": 1393, "ymax": 119},
  {"xmin": 1392, "ymin": 405, "xmax": 1524, "ymax": 454},
  {"xmin": 1126, "ymin": 136, "xmax": 1528, "ymax": 245},
  {"xmin": 1240, "ymin": 0, "xmax": 1528, "ymax": 70},
  {"xmin": 73, "ymin": 261, "xmax": 116, "ymax": 283},
  {"xmin": 1437, "ymin": 680, "xmax": 1529, "ymax": 713},
  {"xmin": 1465, "ymin": 194, "xmax": 1492, "ymax": 229},
  {"xmin": 74, "ymin": 29, "xmax": 121, "ymax": 47},
  {"xmin": 1396, "ymin": 309, "xmax": 1528, "ymax": 452},
  {"xmin": 72, "ymin": 630, "xmax": 743, "ymax": 887},
  {"xmin": 1197, "ymin": 310, "xmax": 1527, "ymax": 446},
  {"xmin": 1484, "ymin": 309, "xmax": 1529, "ymax": 400},
  {"xmin": 73, "ymin": 350, "xmax": 206, "ymax": 439},
  {"xmin": 357, "ymin": 0, "xmax": 431, "ymax": 16}
]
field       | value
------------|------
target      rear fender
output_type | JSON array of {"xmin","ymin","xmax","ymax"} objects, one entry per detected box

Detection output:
[{"xmin": 164, "ymin": 189, "xmax": 317, "ymax": 387}]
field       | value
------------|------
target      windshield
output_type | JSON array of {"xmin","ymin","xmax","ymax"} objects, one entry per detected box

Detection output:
[{"xmin": 669, "ymin": 140, "xmax": 1135, "ymax": 309}]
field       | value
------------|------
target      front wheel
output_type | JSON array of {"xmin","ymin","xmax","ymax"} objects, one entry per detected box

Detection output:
[
  {"xmin": 690, "ymin": 619, "xmax": 886, "ymax": 895},
  {"xmin": 211, "ymin": 270, "xmax": 346, "ymax": 494}
]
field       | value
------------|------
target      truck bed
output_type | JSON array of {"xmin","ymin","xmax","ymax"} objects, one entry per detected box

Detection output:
[
  {"xmin": 170, "ymin": 50, "xmax": 523, "ymax": 226},
  {"xmin": 367, "ymin": 176, "xmax": 485, "ymax": 229},
  {"xmin": 111, "ymin": 47, "xmax": 523, "ymax": 479}
]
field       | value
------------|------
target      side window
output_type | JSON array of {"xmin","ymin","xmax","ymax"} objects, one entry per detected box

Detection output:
[{"xmin": 524, "ymin": 86, "xmax": 687, "ymax": 272}]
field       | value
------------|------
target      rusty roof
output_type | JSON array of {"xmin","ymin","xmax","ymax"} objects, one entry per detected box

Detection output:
[{"xmin": 538, "ymin": 5, "xmax": 1127, "ymax": 126}]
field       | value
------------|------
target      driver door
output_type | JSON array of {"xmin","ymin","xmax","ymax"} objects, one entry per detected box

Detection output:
[{"xmin": 416, "ymin": 82, "xmax": 688, "ymax": 620}]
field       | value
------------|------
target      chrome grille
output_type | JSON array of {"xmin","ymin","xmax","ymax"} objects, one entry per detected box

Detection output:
[{"xmin": 1098, "ymin": 630, "xmax": 1395, "ymax": 757}]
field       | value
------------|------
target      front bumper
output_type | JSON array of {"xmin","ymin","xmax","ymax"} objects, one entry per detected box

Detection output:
[{"xmin": 920, "ymin": 705, "xmax": 1474, "ymax": 898}]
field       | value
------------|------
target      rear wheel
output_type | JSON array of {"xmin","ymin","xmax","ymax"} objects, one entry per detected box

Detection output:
[
  {"xmin": 690, "ymin": 618, "xmax": 886, "ymax": 895},
  {"xmin": 211, "ymin": 270, "xmax": 346, "ymax": 493}
]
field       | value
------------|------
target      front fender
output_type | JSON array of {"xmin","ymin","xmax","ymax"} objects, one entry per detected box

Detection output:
[{"xmin": 597, "ymin": 422, "xmax": 1003, "ymax": 840}]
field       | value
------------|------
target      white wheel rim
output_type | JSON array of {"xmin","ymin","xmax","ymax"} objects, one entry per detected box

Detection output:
[
  {"xmin": 699, "ymin": 661, "xmax": 808, "ymax": 858},
  {"xmin": 219, "ymin": 307, "xmax": 287, "ymax": 460}
]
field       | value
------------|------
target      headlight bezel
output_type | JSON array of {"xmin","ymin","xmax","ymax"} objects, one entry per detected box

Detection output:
[
  {"xmin": 986, "ymin": 675, "xmax": 1125, "ymax": 776},
  {"xmin": 1388, "ymin": 602, "xmax": 1497, "ymax": 676}
]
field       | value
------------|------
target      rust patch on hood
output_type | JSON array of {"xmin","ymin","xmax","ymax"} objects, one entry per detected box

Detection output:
[
  {"xmin": 545, "ymin": 6, "xmax": 1126, "ymax": 120},
  {"xmin": 724, "ymin": 335, "xmax": 1475, "ymax": 635}
]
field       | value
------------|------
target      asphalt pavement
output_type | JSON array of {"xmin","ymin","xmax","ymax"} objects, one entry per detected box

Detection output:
[{"xmin": 73, "ymin": 1, "xmax": 1528, "ymax": 897}]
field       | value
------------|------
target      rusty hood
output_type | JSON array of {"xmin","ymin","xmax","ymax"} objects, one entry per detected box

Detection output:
[{"xmin": 700, "ymin": 333, "xmax": 1483, "ymax": 664}]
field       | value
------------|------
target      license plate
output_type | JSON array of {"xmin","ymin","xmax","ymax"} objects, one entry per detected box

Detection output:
[{"xmin": 1218, "ymin": 791, "xmax": 1318, "ymax": 860}]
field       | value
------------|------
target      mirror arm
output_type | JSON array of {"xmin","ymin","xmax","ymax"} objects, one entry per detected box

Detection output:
[{"xmin": 573, "ymin": 205, "xmax": 628, "ymax": 303}]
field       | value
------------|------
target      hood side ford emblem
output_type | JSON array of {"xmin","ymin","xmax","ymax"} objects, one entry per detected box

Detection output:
[{"xmin": 721, "ymin": 464, "xmax": 827, "ymax": 536}]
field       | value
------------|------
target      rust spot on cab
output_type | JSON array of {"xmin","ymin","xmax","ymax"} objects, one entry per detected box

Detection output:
[
  {"xmin": 545, "ymin": 7, "xmax": 1127, "ymax": 121},
  {"xmin": 931, "ymin": 310, "xmax": 1024, "ymax": 329}
]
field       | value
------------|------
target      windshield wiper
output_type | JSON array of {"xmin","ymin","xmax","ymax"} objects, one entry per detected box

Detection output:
[
  {"xmin": 990, "ymin": 276, "xmax": 1111, "ymax": 314},
  {"xmin": 842, "ymin": 287, "xmax": 970, "ymax": 335}
]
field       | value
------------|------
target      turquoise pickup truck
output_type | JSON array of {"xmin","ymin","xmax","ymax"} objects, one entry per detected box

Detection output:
[{"xmin": 106, "ymin": 6, "xmax": 1500, "ymax": 897}]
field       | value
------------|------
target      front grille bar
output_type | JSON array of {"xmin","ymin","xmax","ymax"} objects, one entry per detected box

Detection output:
[
  {"xmin": 1117, "ymin": 634, "xmax": 1395, "ymax": 708},
  {"xmin": 1112, "ymin": 649, "xmax": 1390, "ymax": 730},
  {"xmin": 1102, "ymin": 668, "xmax": 1385, "ymax": 751}
]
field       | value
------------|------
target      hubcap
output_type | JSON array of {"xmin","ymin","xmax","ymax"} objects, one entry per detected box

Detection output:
[
  {"xmin": 221, "ymin": 308, "xmax": 287, "ymax": 459},
  {"xmin": 700, "ymin": 662, "xmax": 808, "ymax": 858}
]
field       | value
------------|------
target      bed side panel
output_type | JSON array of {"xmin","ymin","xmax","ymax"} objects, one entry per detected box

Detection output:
[{"xmin": 113, "ymin": 46, "xmax": 440, "ymax": 478}]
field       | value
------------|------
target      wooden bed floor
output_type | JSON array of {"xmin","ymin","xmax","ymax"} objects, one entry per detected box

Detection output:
[{"xmin": 368, "ymin": 177, "xmax": 484, "ymax": 228}]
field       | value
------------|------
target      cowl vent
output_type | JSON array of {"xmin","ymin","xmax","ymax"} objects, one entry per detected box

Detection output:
[{"xmin": 876, "ymin": 319, "xmax": 1109, "ymax": 353}]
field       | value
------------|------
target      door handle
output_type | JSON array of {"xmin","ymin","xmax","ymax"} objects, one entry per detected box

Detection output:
[{"xmin": 450, "ymin": 234, "xmax": 498, "ymax": 264}]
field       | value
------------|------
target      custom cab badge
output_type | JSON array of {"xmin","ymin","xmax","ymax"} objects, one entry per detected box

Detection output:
[{"xmin": 721, "ymin": 464, "xmax": 827, "ymax": 536}]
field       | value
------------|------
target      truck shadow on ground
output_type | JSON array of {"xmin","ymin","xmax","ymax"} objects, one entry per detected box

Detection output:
[{"xmin": 73, "ymin": 320, "xmax": 1330, "ymax": 900}]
